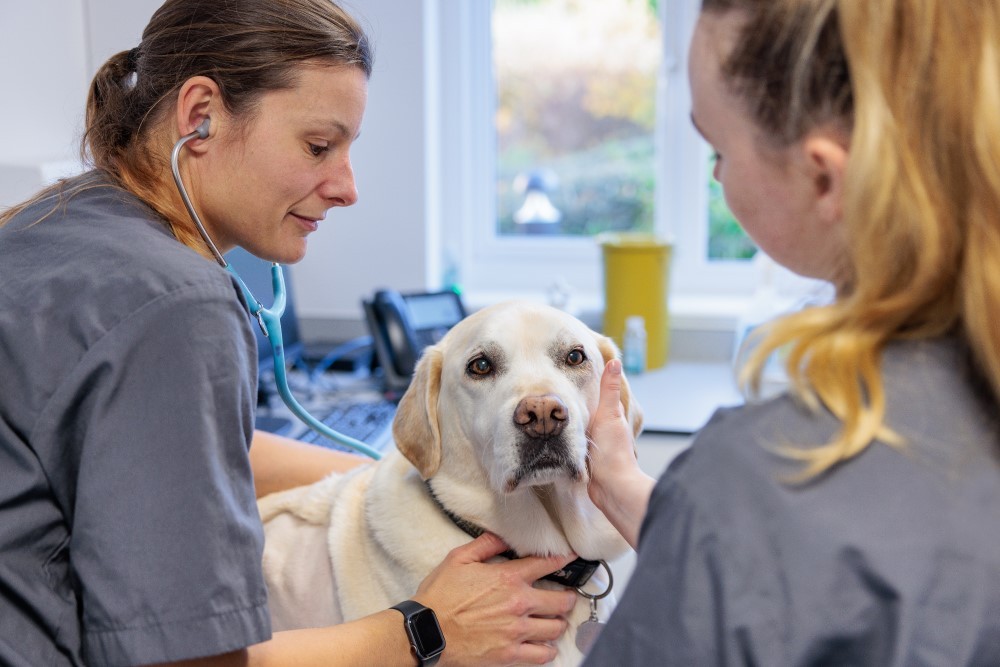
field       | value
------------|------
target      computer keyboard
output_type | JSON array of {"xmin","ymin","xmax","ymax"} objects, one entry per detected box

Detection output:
[
  {"xmin": 297, "ymin": 398, "xmax": 398, "ymax": 452},
  {"xmin": 254, "ymin": 414, "xmax": 296, "ymax": 437}
]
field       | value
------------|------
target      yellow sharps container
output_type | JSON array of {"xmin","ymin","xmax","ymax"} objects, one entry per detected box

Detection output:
[{"xmin": 598, "ymin": 233, "xmax": 672, "ymax": 370}]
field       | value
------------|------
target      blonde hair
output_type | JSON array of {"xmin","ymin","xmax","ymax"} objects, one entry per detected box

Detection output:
[
  {"xmin": 705, "ymin": 0, "xmax": 1000, "ymax": 478},
  {"xmin": 1, "ymin": 0, "xmax": 373, "ymax": 256}
]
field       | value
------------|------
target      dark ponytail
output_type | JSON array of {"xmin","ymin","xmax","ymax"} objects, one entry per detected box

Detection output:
[{"xmin": 84, "ymin": 48, "xmax": 148, "ymax": 168}]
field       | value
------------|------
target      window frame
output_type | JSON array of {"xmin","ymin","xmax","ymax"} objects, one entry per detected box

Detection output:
[{"xmin": 434, "ymin": 0, "xmax": 758, "ymax": 306}]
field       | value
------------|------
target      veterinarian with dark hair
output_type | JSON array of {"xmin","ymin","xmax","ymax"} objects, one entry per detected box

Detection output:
[
  {"xmin": 585, "ymin": 0, "xmax": 1000, "ymax": 664},
  {"xmin": 0, "ymin": 1, "xmax": 579, "ymax": 665}
]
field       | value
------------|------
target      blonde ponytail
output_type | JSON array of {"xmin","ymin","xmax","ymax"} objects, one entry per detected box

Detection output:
[{"xmin": 718, "ymin": 0, "xmax": 1000, "ymax": 478}]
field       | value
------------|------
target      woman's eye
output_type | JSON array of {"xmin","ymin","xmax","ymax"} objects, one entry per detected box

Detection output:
[
  {"xmin": 710, "ymin": 150, "xmax": 721, "ymax": 164},
  {"xmin": 468, "ymin": 357, "xmax": 493, "ymax": 376},
  {"xmin": 566, "ymin": 348, "xmax": 586, "ymax": 366},
  {"xmin": 308, "ymin": 143, "xmax": 329, "ymax": 157}
]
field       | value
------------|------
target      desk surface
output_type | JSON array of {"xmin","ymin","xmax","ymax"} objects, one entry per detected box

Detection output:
[{"xmin": 626, "ymin": 361, "xmax": 744, "ymax": 435}]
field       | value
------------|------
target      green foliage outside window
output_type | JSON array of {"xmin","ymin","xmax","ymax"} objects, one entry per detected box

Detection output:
[
  {"xmin": 494, "ymin": 0, "xmax": 658, "ymax": 237},
  {"xmin": 494, "ymin": 0, "xmax": 754, "ymax": 260},
  {"xmin": 707, "ymin": 168, "xmax": 756, "ymax": 260}
]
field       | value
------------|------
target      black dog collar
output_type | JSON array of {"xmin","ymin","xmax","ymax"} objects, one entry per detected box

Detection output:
[{"xmin": 424, "ymin": 481, "xmax": 601, "ymax": 589}]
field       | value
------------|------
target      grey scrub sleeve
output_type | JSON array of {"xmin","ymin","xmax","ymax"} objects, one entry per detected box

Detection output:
[
  {"xmin": 0, "ymin": 176, "xmax": 271, "ymax": 666},
  {"xmin": 7, "ymin": 283, "xmax": 270, "ymax": 666},
  {"xmin": 61, "ymin": 282, "xmax": 270, "ymax": 665}
]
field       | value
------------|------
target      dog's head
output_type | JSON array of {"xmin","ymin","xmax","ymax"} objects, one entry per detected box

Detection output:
[{"xmin": 392, "ymin": 301, "xmax": 643, "ymax": 494}]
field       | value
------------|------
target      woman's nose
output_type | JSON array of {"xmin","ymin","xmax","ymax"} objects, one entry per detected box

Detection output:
[{"xmin": 319, "ymin": 157, "xmax": 359, "ymax": 207}]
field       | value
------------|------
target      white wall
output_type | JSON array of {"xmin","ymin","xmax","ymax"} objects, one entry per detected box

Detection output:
[
  {"xmin": 0, "ymin": 1, "xmax": 89, "ymax": 205},
  {"xmin": 294, "ymin": 0, "xmax": 434, "ymax": 321},
  {"xmin": 0, "ymin": 0, "xmax": 432, "ymax": 327},
  {"xmin": 0, "ymin": 1, "xmax": 88, "ymax": 163}
]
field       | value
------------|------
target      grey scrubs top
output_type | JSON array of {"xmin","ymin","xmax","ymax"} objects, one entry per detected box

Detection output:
[
  {"xmin": 0, "ymin": 174, "xmax": 271, "ymax": 666},
  {"xmin": 584, "ymin": 339, "xmax": 1000, "ymax": 666}
]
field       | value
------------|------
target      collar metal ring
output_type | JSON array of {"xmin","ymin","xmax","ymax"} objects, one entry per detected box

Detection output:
[{"xmin": 575, "ymin": 559, "xmax": 613, "ymax": 600}]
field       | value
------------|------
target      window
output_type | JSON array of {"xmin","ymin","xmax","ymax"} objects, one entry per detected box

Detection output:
[
  {"xmin": 493, "ymin": 0, "xmax": 659, "ymax": 239},
  {"xmin": 435, "ymin": 0, "xmax": 757, "ymax": 308}
]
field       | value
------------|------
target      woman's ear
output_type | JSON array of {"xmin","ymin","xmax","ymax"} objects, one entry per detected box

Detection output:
[
  {"xmin": 174, "ymin": 75, "xmax": 222, "ymax": 153},
  {"xmin": 802, "ymin": 127, "xmax": 849, "ymax": 226}
]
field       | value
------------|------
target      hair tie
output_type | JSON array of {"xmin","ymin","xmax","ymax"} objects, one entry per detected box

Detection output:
[{"xmin": 126, "ymin": 47, "xmax": 141, "ymax": 72}]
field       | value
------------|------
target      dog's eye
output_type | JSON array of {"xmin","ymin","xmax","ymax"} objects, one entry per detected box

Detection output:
[
  {"xmin": 566, "ymin": 348, "xmax": 586, "ymax": 366},
  {"xmin": 468, "ymin": 357, "xmax": 493, "ymax": 376}
]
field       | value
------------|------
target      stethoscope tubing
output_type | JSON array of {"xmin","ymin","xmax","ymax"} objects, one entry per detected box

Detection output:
[{"xmin": 170, "ymin": 126, "xmax": 383, "ymax": 460}]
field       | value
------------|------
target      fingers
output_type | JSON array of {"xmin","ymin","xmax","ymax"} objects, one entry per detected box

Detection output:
[
  {"xmin": 450, "ymin": 531, "xmax": 510, "ymax": 563},
  {"xmin": 515, "ymin": 643, "xmax": 560, "ymax": 666},
  {"xmin": 603, "ymin": 357, "xmax": 623, "ymax": 391},
  {"xmin": 525, "ymin": 584, "xmax": 578, "ymax": 620},
  {"xmin": 506, "ymin": 553, "xmax": 579, "ymax": 621},
  {"xmin": 587, "ymin": 359, "xmax": 632, "ymax": 462},
  {"xmin": 523, "ymin": 616, "xmax": 571, "ymax": 643},
  {"xmin": 468, "ymin": 537, "xmax": 579, "ymax": 617},
  {"xmin": 451, "ymin": 533, "xmax": 579, "ymax": 590},
  {"xmin": 509, "ymin": 602, "xmax": 575, "ymax": 665},
  {"xmin": 509, "ymin": 549, "xmax": 577, "ymax": 584},
  {"xmin": 592, "ymin": 359, "xmax": 624, "ymax": 428}
]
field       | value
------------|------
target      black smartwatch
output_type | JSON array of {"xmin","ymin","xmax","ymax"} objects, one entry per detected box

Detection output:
[{"xmin": 391, "ymin": 600, "xmax": 446, "ymax": 666}]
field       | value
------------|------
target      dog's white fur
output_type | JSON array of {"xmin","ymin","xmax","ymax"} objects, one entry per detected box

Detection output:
[{"xmin": 258, "ymin": 301, "xmax": 643, "ymax": 665}]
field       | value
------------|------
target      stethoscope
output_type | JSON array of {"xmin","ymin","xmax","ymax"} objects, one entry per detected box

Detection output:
[{"xmin": 170, "ymin": 117, "xmax": 382, "ymax": 460}]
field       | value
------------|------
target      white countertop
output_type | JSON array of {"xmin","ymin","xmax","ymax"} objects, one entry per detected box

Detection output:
[{"xmin": 626, "ymin": 360, "xmax": 744, "ymax": 435}]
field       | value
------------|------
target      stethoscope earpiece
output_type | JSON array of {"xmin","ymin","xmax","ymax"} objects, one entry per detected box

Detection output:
[{"xmin": 195, "ymin": 117, "xmax": 211, "ymax": 140}]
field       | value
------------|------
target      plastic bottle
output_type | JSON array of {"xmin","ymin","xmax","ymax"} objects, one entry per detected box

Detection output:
[{"xmin": 622, "ymin": 315, "xmax": 647, "ymax": 375}]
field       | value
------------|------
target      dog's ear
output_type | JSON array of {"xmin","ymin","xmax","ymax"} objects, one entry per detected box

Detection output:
[
  {"xmin": 596, "ymin": 334, "xmax": 644, "ymax": 439},
  {"xmin": 392, "ymin": 346, "xmax": 443, "ymax": 479}
]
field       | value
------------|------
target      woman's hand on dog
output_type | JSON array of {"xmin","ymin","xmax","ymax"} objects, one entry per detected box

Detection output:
[
  {"xmin": 586, "ymin": 359, "xmax": 655, "ymax": 550},
  {"xmin": 413, "ymin": 532, "xmax": 578, "ymax": 666}
]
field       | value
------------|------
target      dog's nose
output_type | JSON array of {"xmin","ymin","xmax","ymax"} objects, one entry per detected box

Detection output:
[{"xmin": 513, "ymin": 394, "xmax": 568, "ymax": 439}]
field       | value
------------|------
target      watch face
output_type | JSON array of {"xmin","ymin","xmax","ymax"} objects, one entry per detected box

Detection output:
[{"xmin": 408, "ymin": 608, "xmax": 446, "ymax": 658}]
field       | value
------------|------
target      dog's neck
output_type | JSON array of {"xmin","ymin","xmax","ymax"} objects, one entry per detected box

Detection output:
[
  {"xmin": 423, "ymin": 479, "xmax": 602, "ymax": 589},
  {"xmin": 423, "ymin": 466, "xmax": 565, "ymax": 552},
  {"xmin": 423, "ymin": 479, "xmax": 499, "ymax": 544}
]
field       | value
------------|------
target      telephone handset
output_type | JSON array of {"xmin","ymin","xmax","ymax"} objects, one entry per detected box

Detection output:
[
  {"xmin": 373, "ymin": 289, "xmax": 422, "ymax": 378},
  {"xmin": 362, "ymin": 288, "xmax": 467, "ymax": 394}
]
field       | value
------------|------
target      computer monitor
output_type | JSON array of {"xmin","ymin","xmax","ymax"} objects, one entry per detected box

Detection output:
[{"xmin": 223, "ymin": 247, "xmax": 304, "ymax": 376}]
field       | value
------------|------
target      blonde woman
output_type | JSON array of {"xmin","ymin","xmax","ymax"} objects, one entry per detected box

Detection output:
[{"xmin": 585, "ymin": 0, "xmax": 1000, "ymax": 663}]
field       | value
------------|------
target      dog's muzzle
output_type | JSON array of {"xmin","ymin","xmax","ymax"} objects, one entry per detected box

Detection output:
[{"xmin": 509, "ymin": 394, "xmax": 580, "ymax": 489}]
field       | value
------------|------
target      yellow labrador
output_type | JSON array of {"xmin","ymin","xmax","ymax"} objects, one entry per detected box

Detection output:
[{"xmin": 258, "ymin": 300, "xmax": 643, "ymax": 665}]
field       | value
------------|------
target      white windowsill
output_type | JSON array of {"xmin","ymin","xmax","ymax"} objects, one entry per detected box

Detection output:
[{"xmin": 461, "ymin": 289, "xmax": 745, "ymax": 332}]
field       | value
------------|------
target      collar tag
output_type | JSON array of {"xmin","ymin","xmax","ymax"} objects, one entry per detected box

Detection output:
[{"xmin": 541, "ymin": 557, "xmax": 600, "ymax": 588}]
